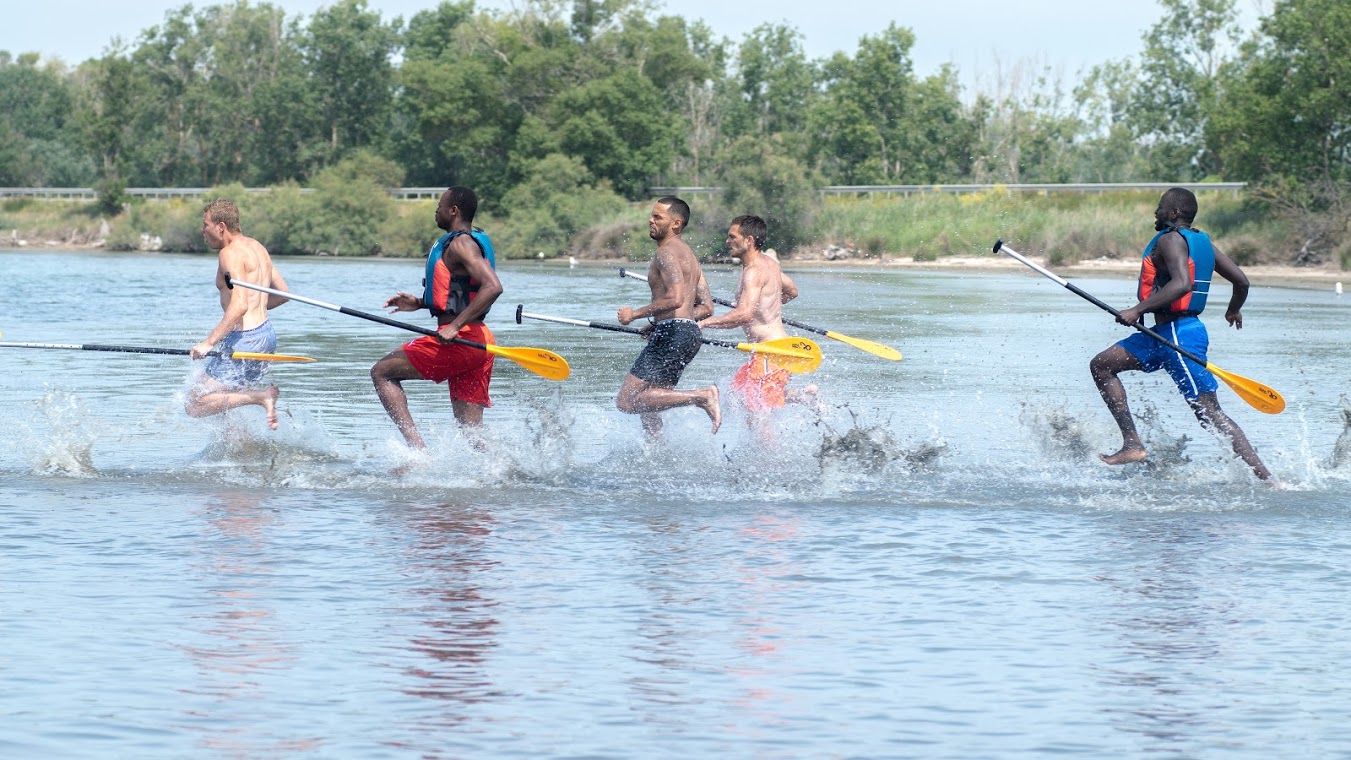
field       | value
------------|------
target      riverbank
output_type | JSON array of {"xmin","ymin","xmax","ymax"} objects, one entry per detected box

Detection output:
[
  {"xmin": 8, "ymin": 189, "xmax": 1350, "ymax": 272},
  {"xmin": 775, "ymin": 251, "xmax": 1350, "ymax": 290}
]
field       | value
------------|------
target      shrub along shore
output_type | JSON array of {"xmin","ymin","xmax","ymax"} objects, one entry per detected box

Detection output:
[{"xmin": 3, "ymin": 186, "xmax": 1348, "ymax": 274}]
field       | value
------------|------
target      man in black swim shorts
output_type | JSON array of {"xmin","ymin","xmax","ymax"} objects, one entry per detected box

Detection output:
[{"xmin": 615, "ymin": 197, "xmax": 722, "ymax": 437}]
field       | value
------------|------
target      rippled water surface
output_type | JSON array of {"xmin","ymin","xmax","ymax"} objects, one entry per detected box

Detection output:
[{"xmin": 2, "ymin": 250, "xmax": 1349, "ymax": 757}]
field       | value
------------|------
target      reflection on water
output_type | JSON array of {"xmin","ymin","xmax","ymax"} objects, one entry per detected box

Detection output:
[
  {"xmin": 178, "ymin": 491, "xmax": 319, "ymax": 755},
  {"xmin": 394, "ymin": 502, "xmax": 502, "ymax": 712},
  {"xmin": 1096, "ymin": 518, "xmax": 1235, "ymax": 751}
]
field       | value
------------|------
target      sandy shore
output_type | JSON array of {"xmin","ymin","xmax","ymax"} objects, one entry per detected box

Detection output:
[{"xmin": 779, "ymin": 253, "xmax": 1349, "ymax": 291}]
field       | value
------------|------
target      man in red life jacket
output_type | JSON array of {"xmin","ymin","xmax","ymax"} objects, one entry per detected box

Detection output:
[
  {"xmin": 371, "ymin": 186, "xmax": 503, "ymax": 448},
  {"xmin": 1089, "ymin": 187, "xmax": 1272, "ymax": 481},
  {"xmin": 615, "ymin": 196, "xmax": 722, "ymax": 437}
]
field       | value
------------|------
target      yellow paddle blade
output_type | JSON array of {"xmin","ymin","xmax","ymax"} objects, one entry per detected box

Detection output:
[
  {"xmin": 230, "ymin": 351, "xmax": 317, "ymax": 363},
  {"xmin": 823, "ymin": 330, "xmax": 901, "ymax": 361},
  {"xmin": 485, "ymin": 344, "xmax": 571, "ymax": 381},
  {"xmin": 1206, "ymin": 362, "xmax": 1285, "ymax": 414},
  {"xmin": 736, "ymin": 337, "xmax": 823, "ymax": 375}
]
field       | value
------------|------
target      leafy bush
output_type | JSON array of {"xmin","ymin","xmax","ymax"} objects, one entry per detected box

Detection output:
[
  {"xmin": 495, "ymin": 153, "xmax": 628, "ymax": 258},
  {"xmin": 714, "ymin": 135, "xmax": 821, "ymax": 254}
]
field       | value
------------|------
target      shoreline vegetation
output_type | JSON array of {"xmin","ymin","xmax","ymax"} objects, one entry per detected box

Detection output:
[
  {"xmin": 4, "ymin": 190, "xmax": 1346, "ymax": 291},
  {"xmin": 5, "ymin": 186, "xmax": 1349, "ymax": 263}
]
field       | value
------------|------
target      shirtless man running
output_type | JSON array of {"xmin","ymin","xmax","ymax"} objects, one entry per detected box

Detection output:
[
  {"xmin": 698, "ymin": 214, "xmax": 809, "ymax": 420},
  {"xmin": 616, "ymin": 196, "xmax": 721, "ymax": 436},
  {"xmin": 188, "ymin": 199, "xmax": 290, "ymax": 429}
]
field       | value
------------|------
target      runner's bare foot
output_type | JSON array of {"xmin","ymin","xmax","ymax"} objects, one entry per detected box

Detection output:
[
  {"xmin": 262, "ymin": 386, "xmax": 280, "ymax": 430},
  {"xmin": 698, "ymin": 385, "xmax": 722, "ymax": 434},
  {"xmin": 1100, "ymin": 446, "xmax": 1147, "ymax": 465}
]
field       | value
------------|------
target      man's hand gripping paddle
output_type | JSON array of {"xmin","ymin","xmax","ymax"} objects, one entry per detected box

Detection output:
[
  {"xmin": 225, "ymin": 274, "xmax": 570, "ymax": 381},
  {"xmin": 992, "ymin": 239, "xmax": 1284, "ymax": 414},
  {"xmin": 618, "ymin": 267, "xmax": 900, "ymax": 361},
  {"xmin": 514, "ymin": 305, "xmax": 822, "ymax": 374}
]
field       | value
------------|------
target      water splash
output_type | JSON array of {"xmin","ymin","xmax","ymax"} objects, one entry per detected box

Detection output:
[
  {"xmin": 30, "ymin": 389, "xmax": 99, "ymax": 477},
  {"xmin": 815, "ymin": 405, "xmax": 947, "ymax": 475},
  {"xmin": 1020, "ymin": 402, "xmax": 1095, "ymax": 461},
  {"xmin": 1329, "ymin": 394, "xmax": 1351, "ymax": 471}
]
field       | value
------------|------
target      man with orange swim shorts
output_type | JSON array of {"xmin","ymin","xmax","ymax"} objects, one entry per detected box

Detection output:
[
  {"xmin": 371, "ymin": 186, "xmax": 503, "ymax": 448},
  {"xmin": 699, "ymin": 214, "xmax": 813, "ymax": 422},
  {"xmin": 730, "ymin": 354, "xmax": 792, "ymax": 412}
]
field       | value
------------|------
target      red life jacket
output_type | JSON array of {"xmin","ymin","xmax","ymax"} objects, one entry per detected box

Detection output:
[{"xmin": 422, "ymin": 229, "xmax": 497, "ymax": 318}]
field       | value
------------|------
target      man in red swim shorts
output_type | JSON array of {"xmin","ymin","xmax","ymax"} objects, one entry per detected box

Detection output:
[{"xmin": 371, "ymin": 186, "xmax": 503, "ymax": 448}]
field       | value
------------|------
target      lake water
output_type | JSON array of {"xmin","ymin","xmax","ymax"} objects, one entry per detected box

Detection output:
[{"xmin": 2, "ymin": 250, "xmax": 1349, "ymax": 758}]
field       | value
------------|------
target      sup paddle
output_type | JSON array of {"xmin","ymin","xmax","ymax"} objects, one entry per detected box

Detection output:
[
  {"xmin": 225, "ymin": 275, "xmax": 570, "ymax": 381},
  {"xmin": 992, "ymin": 239, "xmax": 1285, "ymax": 415},
  {"xmin": 514, "ymin": 305, "xmax": 822, "ymax": 374},
  {"xmin": 618, "ymin": 267, "xmax": 900, "ymax": 361},
  {"xmin": 0, "ymin": 341, "xmax": 316, "ymax": 362}
]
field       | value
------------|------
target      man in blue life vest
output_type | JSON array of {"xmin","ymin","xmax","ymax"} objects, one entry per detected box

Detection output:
[
  {"xmin": 371, "ymin": 186, "xmax": 503, "ymax": 448},
  {"xmin": 1089, "ymin": 187, "xmax": 1273, "ymax": 481}
]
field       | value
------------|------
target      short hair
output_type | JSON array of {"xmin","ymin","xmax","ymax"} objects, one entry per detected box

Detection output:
[
  {"xmin": 656, "ymin": 196, "xmax": 690, "ymax": 231},
  {"xmin": 730, "ymin": 214, "xmax": 768, "ymax": 250},
  {"xmin": 444, "ymin": 185, "xmax": 478, "ymax": 223},
  {"xmin": 203, "ymin": 199, "xmax": 241, "ymax": 233},
  {"xmin": 1161, "ymin": 187, "xmax": 1198, "ymax": 224}
]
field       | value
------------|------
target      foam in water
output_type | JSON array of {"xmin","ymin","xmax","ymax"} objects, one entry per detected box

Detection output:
[
  {"xmin": 29, "ymin": 388, "xmax": 100, "ymax": 477},
  {"xmin": 1329, "ymin": 394, "xmax": 1351, "ymax": 470}
]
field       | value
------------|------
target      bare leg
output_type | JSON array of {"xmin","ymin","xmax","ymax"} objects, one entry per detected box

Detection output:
[
  {"xmin": 1189, "ymin": 393, "xmax": 1274, "ymax": 481},
  {"xmin": 617, "ymin": 375, "xmax": 721, "ymax": 434},
  {"xmin": 186, "ymin": 378, "xmax": 281, "ymax": 430},
  {"xmin": 451, "ymin": 398, "xmax": 488, "ymax": 452},
  {"xmin": 1090, "ymin": 345, "xmax": 1147, "ymax": 464},
  {"xmin": 371, "ymin": 349, "xmax": 427, "ymax": 448}
]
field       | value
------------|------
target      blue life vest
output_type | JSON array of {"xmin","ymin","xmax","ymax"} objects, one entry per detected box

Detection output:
[
  {"xmin": 1137, "ymin": 227, "xmax": 1214, "ymax": 316},
  {"xmin": 422, "ymin": 229, "xmax": 496, "ymax": 318}
]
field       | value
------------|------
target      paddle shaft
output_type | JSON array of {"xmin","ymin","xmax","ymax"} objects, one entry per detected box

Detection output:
[
  {"xmin": 515, "ymin": 307, "xmax": 750, "ymax": 351},
  {"xmin": 225, "ymin": 274, "xmax": 492, "ymax": 351},
  {"xmin": 618, "ymin": 267, "xmax": 830, "ymax": 338},
  {"xmin": 1, "ymin": 341, "xmax": 283, "ymax": 360},
  {"xmin": 993, "ymin": 241, "xmax": 1215, "ymax": 369}
]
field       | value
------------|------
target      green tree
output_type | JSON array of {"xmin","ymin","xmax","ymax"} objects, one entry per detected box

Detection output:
[
  {"xmin": 735, "ymin": 23, "xmax": 816, "ymax": 140},
  {"xmin": 715, "ymin": 134, "xmax": 820, "ymax": 254},
  {"xmin": 1129, "ymin": 0, "xmax": 1243, "ymax": 179},
  {"xmin": 1210, "ymin": 0, "xmax": 1351, "ymax": 262},
  {"xmin": 303, "ymin": 0, "xmax": 398, "ymax": 156},
  {"xmin": 0, "ymin": 53, "xmax": 93, "ymax": 185},
  {"xmin": 547, "ymin": 68, "xmax": 679, "ymax": 198},
  {"xmin": 497, "ymin": 152, "xmax": 627, "ymax": 256}
]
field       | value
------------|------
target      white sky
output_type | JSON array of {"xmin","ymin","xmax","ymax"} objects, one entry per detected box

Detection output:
[{"xmin": 5, "ymin": 0, "xmax": 1263, "ymax": 92}]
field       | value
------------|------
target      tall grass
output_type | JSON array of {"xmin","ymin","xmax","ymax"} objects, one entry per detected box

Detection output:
[
  {"xmin": 0, "ymin": 188, "xmax": 1321, "ymax": 267},
  {"xmin": 807, "ymin": 189, "xmax": 1269, "ymax": 264}
]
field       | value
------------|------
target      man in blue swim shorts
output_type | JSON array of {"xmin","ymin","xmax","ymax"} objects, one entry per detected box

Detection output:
[
  {"xmin": 187, "ymin": 199, "xmax": 292, "ymax": 430},
  {"xmin": 615, "ymin": 197, "xmax": 721, "ymax": 437},
  {"xmin": 1088, "ymin": 188, "xmax": 1272, "ymax": 481}
]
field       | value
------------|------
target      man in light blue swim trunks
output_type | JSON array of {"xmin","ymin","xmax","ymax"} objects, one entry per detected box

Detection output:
[
  {"xmin": 1088, "ymin": 188, "xmax": 1272, "ymax": 481},
  {"xmin": 187, "ymin": 199, "xmax": 291, "ymax": 429}
]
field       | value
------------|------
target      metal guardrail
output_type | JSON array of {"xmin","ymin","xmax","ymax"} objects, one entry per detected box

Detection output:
[
  {"xmin": 648, "ymin": 182, "xmax": 1248, "ymax": 196},
  {"xmin": 0, "ymin": 182, "xmax": 1248, "ymax": 201}
]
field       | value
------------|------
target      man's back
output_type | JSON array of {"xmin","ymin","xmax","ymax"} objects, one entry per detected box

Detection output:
[
  {"xmin": 215, "ymin": 236, "xmax": 276, "ymax": 330},
  {"xmin": 737, "ymin": 252, "xmax": 788, "ymax": 343}
]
